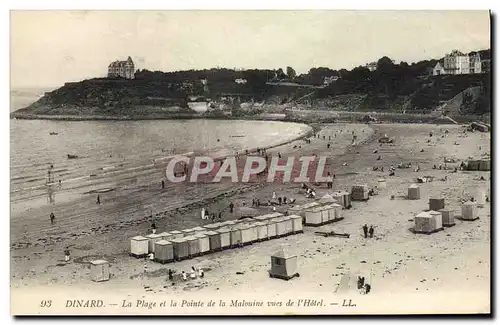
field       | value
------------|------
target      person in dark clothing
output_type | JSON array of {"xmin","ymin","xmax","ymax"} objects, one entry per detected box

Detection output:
[
  {"xmin": 151, "ymin": 222, "xmax": 157, "ymax": 234},
  {"xmin": 229, "ymin": 202, "xmax": 234, "ymax": 213},
  {"xmin": 284, "ymin": 210, "xmax": 289, "ymax": 216},
  {"xmin": 96, "ymin": 195, "xmax": 100, "ymax": 204},
  {"xmin": 357, "ymin": 276, "xmax": 365, "ymax": 289},
  {"xmin": 278, "ymin": 197, "xmax": 282, "ymax": 205},
  {"xmin": 162, "ymin": 180, "xmax": 165, "ymax": 189},
  {"xmin": 369, "ymin": 225, "xmax": 374, "ymax": 238},
  {"xmin": 64, "ymin": 247, "xmax": 70, "ymax": 262},
  {"xmin": 168, "ymin": 269, "xmax": 173, "ymax": 281},
  {"xmin": 327, "ymin": 143, "xmax": 330, "ymax": 149},
  {"xmin": 50, "ymin": 212, "xmax": 55, "ymax": 225},
  {"xmin": 218, "ymin": 212, "xmax": 222, "ymax": 220},
  {"xmin": 283, "ymin": 197, "xmax": 287, "ymax": 204},
  {"xmin": 362, "ymin": 224, "xmax": 368, "ymax": 238},
  {"xmin": 364, "ymin": 283, "xmax": 371, "ymax": 294}
]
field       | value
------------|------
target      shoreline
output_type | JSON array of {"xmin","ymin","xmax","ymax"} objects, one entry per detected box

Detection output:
[{"xmin": 10, "ymin": 110, "xmax": 490, "ymax": 125}]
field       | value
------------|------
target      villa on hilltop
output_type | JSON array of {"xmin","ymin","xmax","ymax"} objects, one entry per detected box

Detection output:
[
  {"xmin": 433, "ymin": 50, "xmax": 482, "ymax": 76},
  {"xmin": 107, "ymin": 56, "xmax": 135, "ymax": 79}
]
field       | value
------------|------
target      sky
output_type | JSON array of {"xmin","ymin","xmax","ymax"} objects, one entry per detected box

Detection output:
[{"xmin": 10, "ymin": 10, "xmax": 490, "ymax": 89}]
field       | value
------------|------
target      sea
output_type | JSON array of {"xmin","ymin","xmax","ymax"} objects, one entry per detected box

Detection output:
[{"xmin": 10, "ymin": 88, "xmax": 310, "ymax": 217}]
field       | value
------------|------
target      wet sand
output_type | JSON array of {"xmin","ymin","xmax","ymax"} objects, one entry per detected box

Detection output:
[{"xmin": 11, "ymin": 123, "xmax": 490, "ymax": 313}]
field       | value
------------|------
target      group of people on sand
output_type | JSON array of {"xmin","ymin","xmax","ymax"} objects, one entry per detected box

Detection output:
[
  {"xmin": 357, "ymin": 276, "xmax": 372, "ymax": 294},
  {"xmin": 166, "ymin": 267, "xmax": 204, "ymax": 283},
  {"xmin": 362, "ymin": 224, "xmax": 375, "ymax": 239},
  {"xmin": 201, "ymin": 208, "xmax": 224, "ymax": 223}
]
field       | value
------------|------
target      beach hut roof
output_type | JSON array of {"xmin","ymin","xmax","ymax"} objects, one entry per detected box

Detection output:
[
  {"xmin": 204, "ymin": 231, "xmax": 219, "ymax": 236},
  {"xmin": 170, "ymin": 230, "xmax": 182, "ymax": 234},
  {"xmin": 155, "ymin": 240, "xmax": 171, "ymax": 245},
  {"xmin": 319, "ymin": 194, "xmax": 338, "ymax": 204},
  {"xmin": 132, "ymin": 235, "xmax": 148, "ymax": 241},
  {"xmin": 409, "ymin": 184, "xmax": 419, "ymax": 188},
  {"xmin": 194, "ymin": 233, "xmax": 207, "ymax": 238},
  {"xmin": 463, "ymin": 201, "xmax": 477, "ymax": 206},
  {"xmin": 170, "ymin": 237, "xmax": 187, "ymax": 243},
  {"xmin": 272, "ymin": 246, "xmax": 296, "ymax": 259},
  {"xmin": 90, "ymin": 260, "xmax": 108, "ymax": 265},
  {"xmin": 415, "ymin": 212, "xmax": 432, "ymax": 219}
]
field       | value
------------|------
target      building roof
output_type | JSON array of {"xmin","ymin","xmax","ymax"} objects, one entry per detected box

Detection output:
[
  {"xmin": 108, "ymin": 57, "xmax": 135, "ymax": 68},
  {"xmin": 448, "ymin": 50, "xmax": 466, "ymax": 57}
]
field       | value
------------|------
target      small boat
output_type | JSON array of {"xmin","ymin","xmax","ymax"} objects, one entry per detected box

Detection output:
[
  {"xmin": 67, "ymin": 154, "xmax": 78, "ymax": 159},
  {"xmin": 49, "ymin": 132, "xmax": 58, "ymax": 135}
]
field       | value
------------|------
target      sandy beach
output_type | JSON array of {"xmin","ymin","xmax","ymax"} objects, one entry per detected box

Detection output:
[{"xmin": 10, "ymin": 122, "xmax": 490, "ymax": 314}]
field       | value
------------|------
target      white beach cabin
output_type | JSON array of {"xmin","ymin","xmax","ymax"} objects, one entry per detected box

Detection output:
[
  {"xmin": 289, "ymin": 215, "xmax": 303, "ymax": 234},
  {"xmin": 171, "ymin": 237, "xmax": 189, "ymax": 261},
  {"xmin": 90, "ymin": 260, "xmax": 110, "ymax": 282},
  {"xmin": 254, "ymin": 222, "xmax": 269, "ymax": 241},
  {"xmin": 267, "ymin": 219, "xmax": 278, "ymax": 239},
  {"xmin": 195, "ymin": 233, "xmax": 210, "ymax": 255},
  {"xmin": 269, "ymin": 246, "xmax": 299, "ymax": 280},
  {"xmin": 438, "ymin": 209, "xmax": 455, "ymax": 227},
  {"xmin": 230, "ymin": 226, "xmax": 243, "ymax": 247},
  {"xmin": 205, "ymin": 230, "xmax": 222, "ymax": 251},
  {"xmin": 154, "ymin": 240, "xmax": 174, "ymax": 264},
  {"xmin": 461, "ymin": 202, "xmax": 479, "ymax": 221},
  {"xmin": 170, "ymin": 230, "xmax": 183, "ymax": 239},
  {"xmin": 130, "ymin": 236, "xmax": 149, "ymax": 258},
  {"xmin": 408, "ymin": 184, "xmax": 420, "ymax": 200},
  {"xmin": 146, "ymin": 233, "xmax": 163, "ymax": 253},
  {"xmin": 185, "ymin": 235, "xmax": 200, "ymax": 258},
  {"xmin": 413, "ymin": 211, "xmax": 443, "ymax": 234},
  {"xmin": 217, "ymin": 227, "xmax": 231, "ymax": 250},
  {"xmin": 158, "ymin": 232, "xmax": 174, "ymax": 242}
]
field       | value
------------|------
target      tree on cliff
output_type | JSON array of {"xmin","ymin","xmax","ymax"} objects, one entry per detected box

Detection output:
[
  {"xmin": 286, "ymin": 66, "xmax": 297, "ymax": 80},
  {"xmin": 276, "ymin": 68, "xmax": 287, "ymax": 80}
]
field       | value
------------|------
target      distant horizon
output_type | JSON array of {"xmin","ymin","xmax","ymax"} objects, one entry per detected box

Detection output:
[{"xmin": 11, "ymin": 11, "xmax": 490, "ymax": 89}]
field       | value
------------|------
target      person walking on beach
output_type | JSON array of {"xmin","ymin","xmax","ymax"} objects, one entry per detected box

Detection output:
[
  {"xmin": 198, "ymin": 268, "xmax": 204, "ymax": 278},
  {"xmin": 151, "ymin": 222, "xmax": 157, "ymax": 234},
  {"xmin": 96, "ymin": 195, "xmax": 101, "ymax": 205},
  {"xmin": 162, "ymin": 180, "xmax": 165, "ymax": 189},
  {"xmin": 229, "ymin": 202, "xmax": 234, "ymax": 213},
  {"xmin": 64, "ymin": 247, "xmax": 70, "ymax": 262},
  {"xmin": 168, "ymin": 269, "xmax": 174, "ymax": 281},
  {"xmin": 369, "ymin": 225, "xmax": 374, "ymax": 238},
  {"xmin": 362, "ymin": 224, "xmax": 368, "ymax": 239},
  {"xmin": 50, "ymin": 212, "xmax": 55, "ymax": 225},
  {"xmin": 218, "ymin": 212, "xmax": 222, "ymax": 220},
  {"xmin": 182, "ymin": 271, "xmax": 187, "ymax": 281}
]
